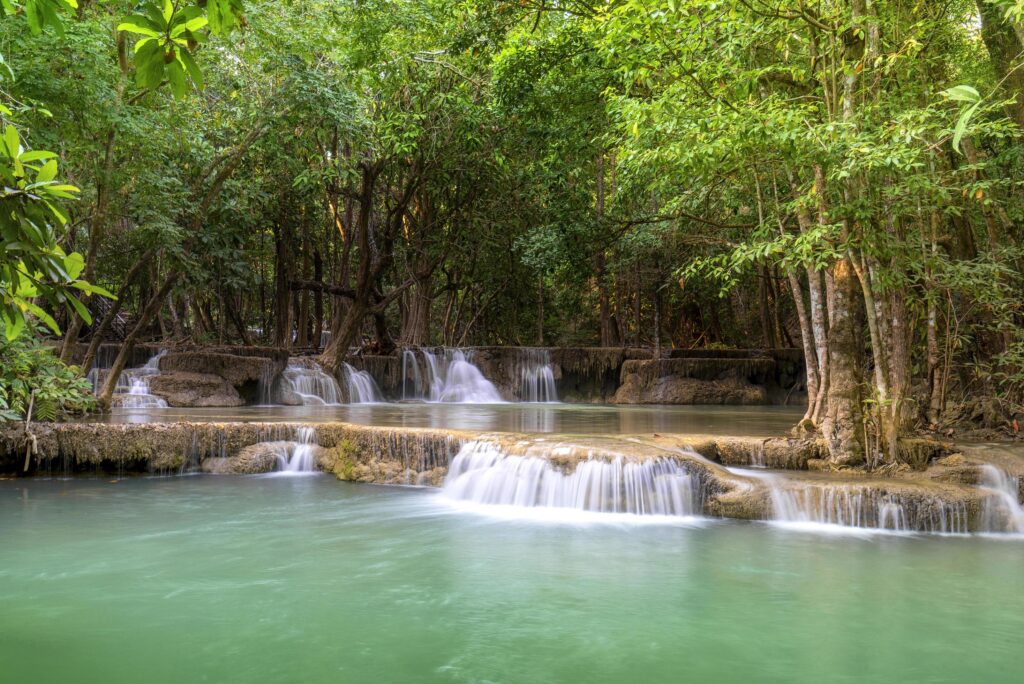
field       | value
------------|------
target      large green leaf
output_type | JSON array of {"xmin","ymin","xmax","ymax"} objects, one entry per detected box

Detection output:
[{"xmin": 942, "ymin": 85, "xmax": 980, "ymax": 103}]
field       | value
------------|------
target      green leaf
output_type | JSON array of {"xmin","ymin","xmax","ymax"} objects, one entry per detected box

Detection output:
[
  {"xmin": 3, "ymin": 124, "xmax": 19, "ymax": 157},
  {"xmin": 63, "ymin": 251, "xmax": 85, "ymax": 280},
  {"xmin": 71, "ymin": 281, "xmax": 116, "ymax": 299},
  {"xmin": 36, "ymin": 159, "xmax": 57, "ymax": 183},
  {"xmin": 166, "ymin": 58, "xmax": 187, "ymax": 99},
  {"xmin": 135, "ymin": 39, "xmax": 166, "ymax": 88},
  {"xmin": 942, "ymin": 85, "xmax": 980, "ymax": 103},
  {"xmin": 3, "ymin": 309, "xmax": 25, "ymax": 341},
  {"xmin": 18, "ymin": 150, "xmax": 57, "ymax": 162},
  {"xmin": 23, "ymin": 301, "xmax": 59, "ymax": 335},
  {"xmin": 66, "ymin": 294, "xmax": 92, "ymax": 325},
  {"xmin": 177, "ymin": 48, "xmax": 204, "ymax": 90},
  {"xmin": 117, "ymin": 17, "xmax": 162, "ymax": 37},
  {"xmin": 952, "ymin": 101, "xmax": 980, "ymax": 154}
]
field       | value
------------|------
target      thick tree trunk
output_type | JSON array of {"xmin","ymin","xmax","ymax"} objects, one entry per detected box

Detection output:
[
  {"xmin": 821, "ymin": 258, "xmax": 866, "ymax": 466},
  {"xmin": 402, "ymin": 270, "xmax": 433, "ymax": 346}
]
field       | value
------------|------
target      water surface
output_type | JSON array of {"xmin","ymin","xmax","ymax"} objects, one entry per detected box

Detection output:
[
  {"xmin": 90, "ymin": 403, "xmax": 804, "ymax": 436},
  {"xmin": 2, "ymin": 476, "xmax": 1022, "ymax": 683}
]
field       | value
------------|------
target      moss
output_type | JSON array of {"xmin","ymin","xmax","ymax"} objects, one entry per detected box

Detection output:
[{"xmin": 330, "ymin": 439, "xmax": 360, "ymax": 481}]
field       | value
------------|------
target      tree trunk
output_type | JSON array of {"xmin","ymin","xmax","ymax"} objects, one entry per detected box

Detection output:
[
  {"xmin": 273, "ymin": 218, "xmax": 292, "ymax": 348},
  {"xmin": 313, "ymin": 249, "xmax": 324, "ymax": 351},
  {"xmin": 821, "ymin": 258, "xmax": 866, "ymax": 466},
  {"xmin": 79, "ymin": 248, "xmax": 157, "ymax": 375}
]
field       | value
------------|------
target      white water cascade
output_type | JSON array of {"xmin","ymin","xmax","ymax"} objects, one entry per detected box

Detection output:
[
  {"xmin": 979, "ymin": 465, "xmax": 1024, "ymax": 533},
  {"xmin": 441, "ymin": 441, "xmax": 706, "ymax": 516},
  {"xmin": 768, "ymin": 481, "xmax": 966, "ymax": 533},
  {"xmin": 282, "ymin": 362, "xmax": 342, "ymax": 405},
  {"xmin": 401, "ymin": 349, "xmax": 504, "ymax": 403},
  {"xmin": 342, "ymin": 363, "xmax": 382, "ymax": 403},
  {"xmin": 517, "ymin": 349, "xmax": 558, "ymax": 402},
  {"xmin": 273, "ymin": 426, "xmax": 320, "ymax": 473},
  {"xmin": 89, "ymin": 350, "xmax": 169, "ymax": 408}
]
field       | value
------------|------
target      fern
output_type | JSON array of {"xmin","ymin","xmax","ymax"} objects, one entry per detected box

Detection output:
[{"xmin": 0, "ymin": 324, "xmax": 96, "ymax": 422}]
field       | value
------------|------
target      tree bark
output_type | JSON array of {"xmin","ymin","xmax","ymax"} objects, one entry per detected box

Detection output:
[{"xmin": 821, "ymin": 257, "xmax": 866, "ymax": 466}]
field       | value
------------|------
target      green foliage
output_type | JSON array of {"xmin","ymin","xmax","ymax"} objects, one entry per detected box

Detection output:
[
  {"xmin": 0, "ymin": 324, "xmax": 94, "ymax": 421},
  {"xmin": 116, "ymin": 0, "xmax": 244, "ymax": 99},
  {"xmin": 0, "ymin": 0, "xmax": 77, "ymax": 35},
  {"xmin": 0, "ymin": 121, "xmax": 113, "ymax": 341}
]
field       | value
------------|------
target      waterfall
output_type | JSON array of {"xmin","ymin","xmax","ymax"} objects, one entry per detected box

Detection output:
[
  {"xmin": 441, "ymin": 441, "xmax": 706, "ymax": 516},
  {"xmin": 342, "ymin": 363, "xmax": 383, "ymax": 403},
  {"xmin": 90, "ymin": 350, "xmax": 168, "ymax": 408},
  {"xmin": 273, "ymin": 427, "xmax": 320, "ymax": 473},
  {"xmin": 517, "ymin": 349, "xmax": 558, "ymax": 402},
  {"xmin": 120, "ymin": 377, "xmax": 168, "ymax": 409},
  {"xmin": 768, "ymin": 483, "xmax": 967, "ymax": 533},
  {"xmin": 282, "ymin": 362, "xmax": 342, "ymax": 405},
  {"xmin": 979, "ymin": 465, "xmax": 1024, "ymax": 533},
  {"xmin": 400, "ymin": 349, "xmax": 503, "ymax": 403}
]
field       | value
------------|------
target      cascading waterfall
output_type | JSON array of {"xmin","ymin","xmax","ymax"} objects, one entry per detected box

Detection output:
[
  {"xmin": 517, "ymin": 349, "xmax": 558, "ymax": 402},
  {"xmin": 768, "ymin": 483, "xmax": 967, "ymax": 533},
  {"xmin": 273, "ymin": 426, "xmax": 320, "ymax": 473},
  {"xmin": 401, "ymin": 349, "xmax": 504, "ymax": 403},
  {"xmin": 342, "ymin": 363, "xmax": 382, "ymax": 403},
  {"xmin": 441, "ymin": 441, "xmax": 706, "ymax": 516},
  {"xmin": 88, "ymin": 350, "xmax": 168, "ymax": 408},
  {"xmin": 282, "ymin": 362, "xmax": 342, "ymax": 405},
  {"xmin": 978, "ymin": 465, "xmax": 1024, "ymax": 533}
]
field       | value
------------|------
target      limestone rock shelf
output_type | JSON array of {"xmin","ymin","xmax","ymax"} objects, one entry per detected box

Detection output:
[{"xmin": 3, "ymin": 421, "xmax": 1021, "ymax": 533}]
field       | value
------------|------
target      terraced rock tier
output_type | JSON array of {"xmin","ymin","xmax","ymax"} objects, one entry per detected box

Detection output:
[{"xmin": 3, "ymin": 421, "xmax": 1021, "ymax": 534}]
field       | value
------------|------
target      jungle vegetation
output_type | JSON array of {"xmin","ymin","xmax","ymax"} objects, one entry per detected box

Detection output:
[{"xmin": 3, "ymin": 0, "xmax": 1024, "ymax": 466}]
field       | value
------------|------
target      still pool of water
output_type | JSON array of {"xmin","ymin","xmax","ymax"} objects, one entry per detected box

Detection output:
[
  {"xmin": 2, "ymin": 476, "xmax": 1023, "ymax": 683},
  {"xmin": 91, "ymin": 403, "xmax": 805, "ymax": 436}
]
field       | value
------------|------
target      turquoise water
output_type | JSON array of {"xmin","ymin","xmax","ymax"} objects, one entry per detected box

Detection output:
[
  {"xmin": 2, "ymin": 475, "xmax": 1023, "ymax": 683},
  {"xmin": 88, "ymin": 403, "xmax": 806, "ymax": 435}
]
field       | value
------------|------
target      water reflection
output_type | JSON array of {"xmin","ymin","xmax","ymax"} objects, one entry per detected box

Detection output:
[{"xmin": 96, "ymin": 403, "xmax": 804, "ymax": 436}]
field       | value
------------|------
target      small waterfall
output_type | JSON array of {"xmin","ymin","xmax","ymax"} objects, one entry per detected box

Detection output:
[
  {"xmin": 282, "ymin": 362, "xmax": 342, "ymax": 405},
  {"xmin": 441, "ymin": 441, "xmax": 706, "ymax": 516},
  {"xmin": 768, "ymin": 483, "xmax": 967, "ymax": 533},
  {"xmin": 342, "ymin": 363, "xmax": 382, "ymax": 403},
  {"xmin": 274, "ymin": 427, "xmax": 320, "ymax": 473},
  {"xmin": 92, "ymin": 350, "xmax": 168, "ymax": 408},
  {"xmin": 400, "ymin": 349, "xmax": 503, "ymax": 403},
  {"xmin": 517, "ymin": 349, "xmax": 558, "ymax": 402},
  {"xmin": 979, "ymin": 465, "xmax": 1024, "ymax": 533},
  {"xmin": 121, "ymin": 377, "xmax": 168, "ymax": 409}
]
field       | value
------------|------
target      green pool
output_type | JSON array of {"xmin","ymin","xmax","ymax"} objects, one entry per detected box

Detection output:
[{"xmin": 2, "ymin": 475, "xmax": 1022, "ymax": 683}]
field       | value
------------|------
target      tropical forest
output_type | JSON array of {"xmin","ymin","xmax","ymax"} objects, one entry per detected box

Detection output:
[{"xmin": 2, "ymin": 1, "xmax": 1023, "ymax": 682}]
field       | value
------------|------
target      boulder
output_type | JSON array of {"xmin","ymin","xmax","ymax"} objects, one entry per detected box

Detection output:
[
  {"xmin": 202, "ymin": 441, "xmax": 293, "ymax": 474},
  {"xmin": 159, "ymin": 352, "xmax": 278, "ymax": 389},
  {"xmin": 613, "ymin": 374, "xmax": 767, "ymax": 405},
  {"xmin": 149, "ymin": 371, "xmax": 245, "ymax": 407}
]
